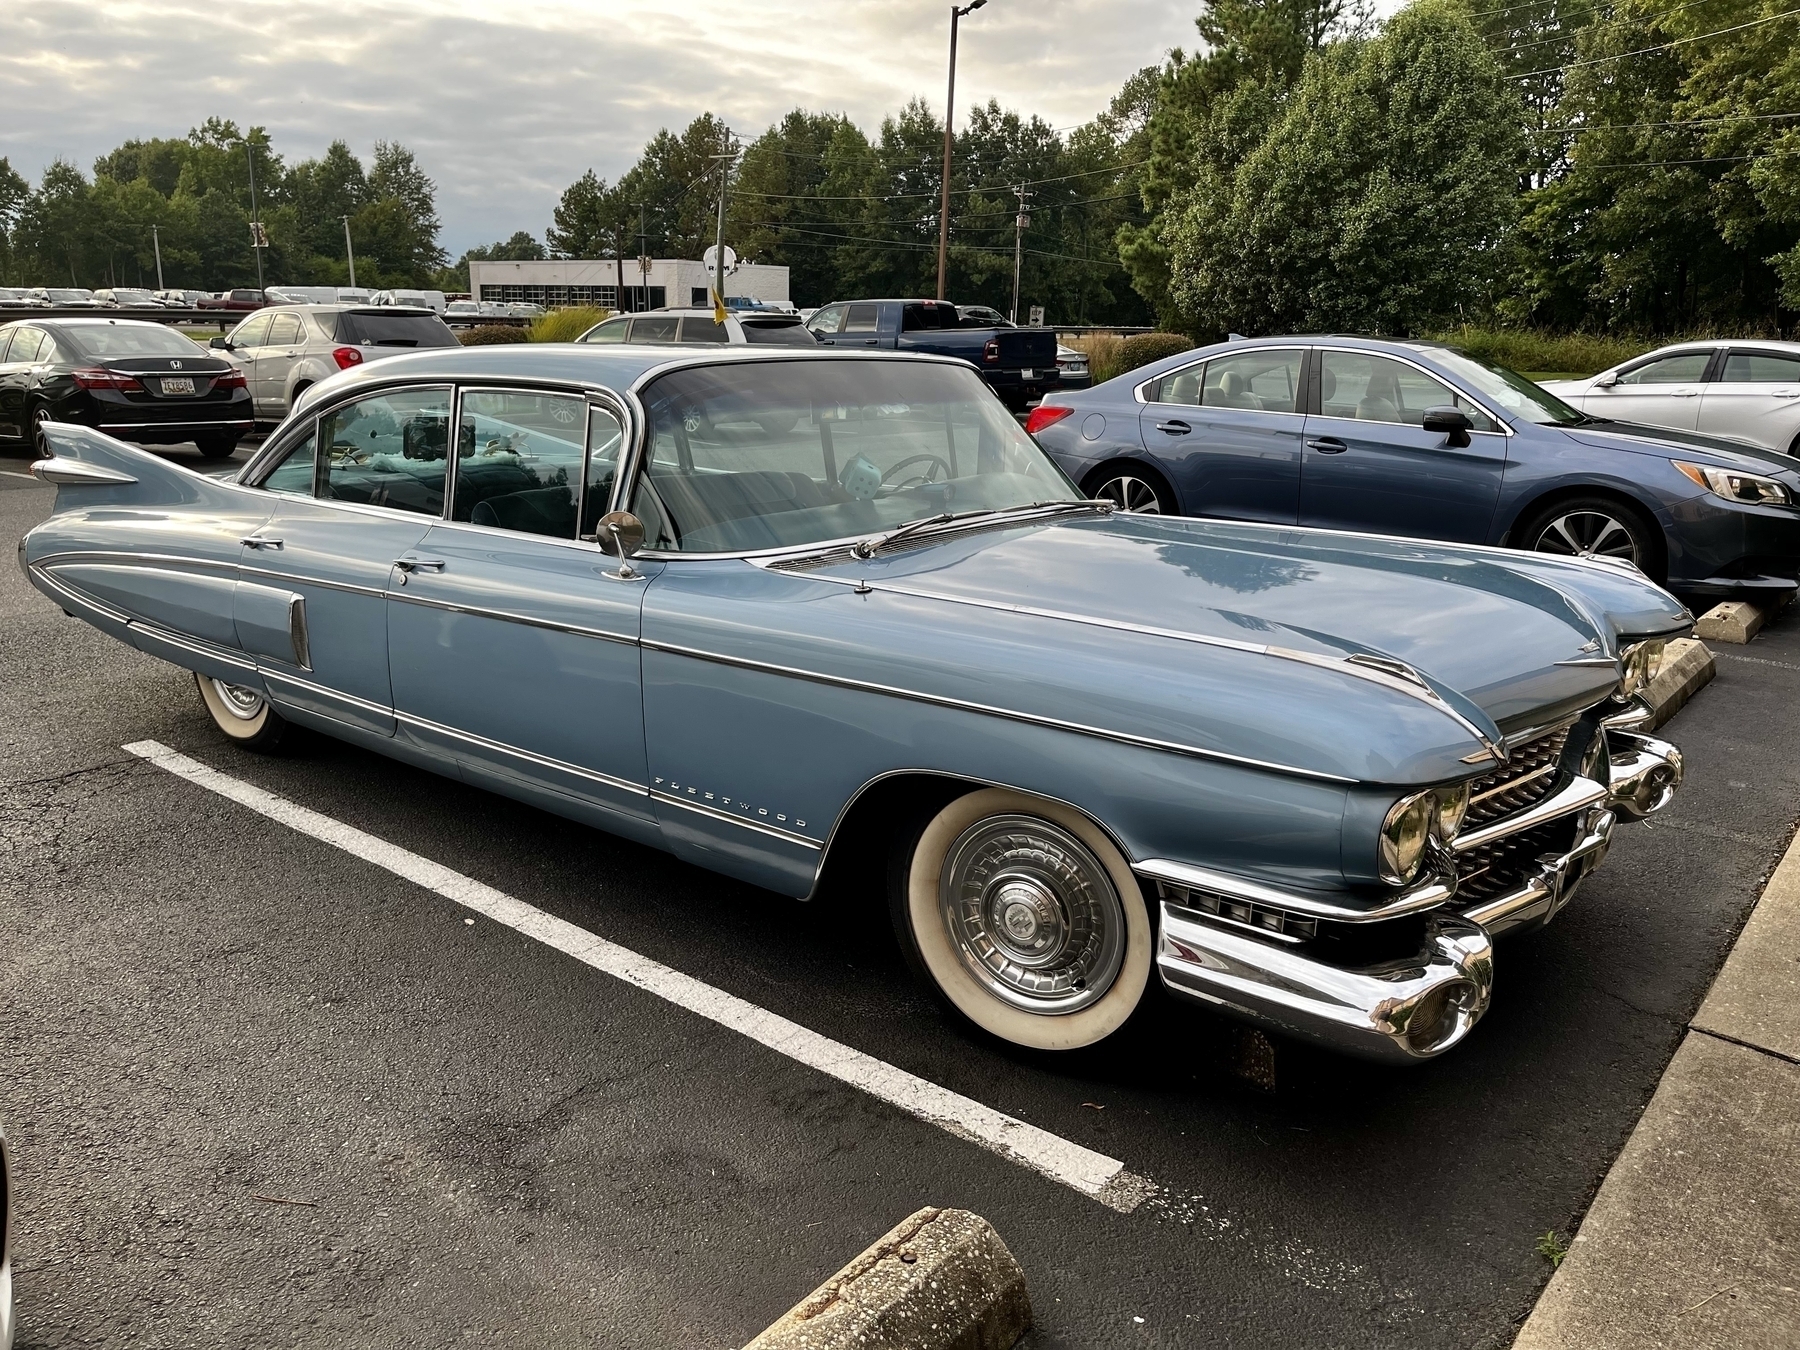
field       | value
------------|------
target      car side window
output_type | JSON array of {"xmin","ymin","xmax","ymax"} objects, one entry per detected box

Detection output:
[
  {"xmin": 262, "ymin": 427, "xmax": 318, "ymax": 494},
  {"xmin": 1153, "ymin": 362, "xmax": 1206, "ymax": 406},
  {"xmin": 584, "ymin": 318, "xmax": 630, "ymax": 344},
  {"xmin": 1202, "ymin": 350, "xmax": 1304, "ymax": 413},
  {"xmin": 678, "ymin": 317, "xmax": 729, "ymax": 344},
  {"xmin": 1616, "ymin": 352, "xmax": 1710, "ymax": 385},
  {"xmin": 629, "ymin": 316, "xmax": 678, "ymax": 343},
  {"xmin": 267, "ymin": 314, "xmax": 304, "ymax": 346},
  {"xmin": 23, "ymin": 330, "xmax": 54, "ymax": 363},
  {"xmin": 842, "ymin": 303, "xmax": 880, "ymax": 334},
  {"xmin": 452, "ymin": 389, "xmax": 588, "ymax": 539},
  {"xmin": 582, "ymin": 406, "xmax": 626, "ymax": 539},
  {"xmin": 806, "ymin": 305, "xmax": 845, "ymax": 336},
  {"xmin": 1319, "ymin": 352, "xmax": 1496, "ymax": 431},
  {"xmin": 1722, "ymin": 351, "xmax": 1800, "ymax": 383},
  {"xmin": 232, "ymin": 314, "xmax": 273, "ymax": 350},
  {"xmin": 320, "ymin": 387, "xmax": 451, "ymax": 516}
]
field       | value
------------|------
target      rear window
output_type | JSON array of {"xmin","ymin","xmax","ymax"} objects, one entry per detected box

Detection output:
[
  {"xmin": 333, "ymin": 310, "xmax": 458, "ymax": 348},
  {"xmin": 66, "ymin": 324, "xmax": 205, "ymax": 357},
  {"xmin": 741, "ymin": 320, "xmax": 819, "ymax": 347},
  {"xmin": 901, "ymin": 303, "xmax": 957, "ymax": 332}
]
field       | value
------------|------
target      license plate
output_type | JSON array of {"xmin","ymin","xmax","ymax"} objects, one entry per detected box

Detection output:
[
  {"xmin": 161, "ymin": 377, "xmax": 196, "ymax": 395},
  {"xmin": 1020, "ymin": 369, "xmax": 1037, "ymax": 380}
]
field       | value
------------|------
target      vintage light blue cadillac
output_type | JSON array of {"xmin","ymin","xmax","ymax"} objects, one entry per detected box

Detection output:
[{"xmin": 20, "ymin": 345, "xmax": 1689, "ymax": 1063}]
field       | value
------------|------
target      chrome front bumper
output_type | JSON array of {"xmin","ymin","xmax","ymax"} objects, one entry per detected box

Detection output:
[{"xmin": 1152, "ymin": 726, "xmax": 1684, "ymax": 1063}]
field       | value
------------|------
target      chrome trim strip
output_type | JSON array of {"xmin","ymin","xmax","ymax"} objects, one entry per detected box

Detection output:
[
  {"xmin": 241, "ymin": 563, "xmax": 387, "ymax": 600},
  {"xmin": 28, "ymin": 562, "xmax": 132, "ymax": 624},
  {"xmin": 1459, "ymin": 806, "xmax": 1614, "ymax": 937},
  {"xmin": 1451, "ymin": 775, "xmax": 1608, "ymax": 853},
  {"xmin": 87, "ymin": 420, "xmax": 254, "ymax": 430},
  {"xmin": 651, "ymin": 787, "xmax": 823, "ymax": 849},
  {"xmin": 387, "ymin": 588, "xmax": 637, "ymax": 645},
  {"xmin": 262, "ymin": 669, "xmax": 394, "ymax": 719},
  {"xmin": 1469, "ymin": 761, "xmax": 1555, "ymax": 808},
  {"xmin": 1136, "ymin": 857, "xmax": 1454, "ymax": 923},
  {"xmin": 642, "ymin": 637, "xmax": 1356, "ymax": 783},
  {"xmin": 36, "ymin": 549, "xmax": 238, "ymax": 579},
  {"xmin": 129, "ymin": 619, "xmax": 257, "ymax": 672},
  {"xmin": 30, "ymin": 456, "xmax": 140, "ymax": 485},
  {"xmin": 394, "ymin": 710, "xmax": 648, "ymax": 798}
]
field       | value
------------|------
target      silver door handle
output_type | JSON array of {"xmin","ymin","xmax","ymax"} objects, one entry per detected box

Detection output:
[
  {"xmin": 1155, "ymin": 420, "xmax": 1191, "ymax": 434},
  {"xmin": 241, "ymin": 536, "xmax": 283, "ymax": 549},
  {"xmin": 1671, "ymin": 389, "xmax": 1699, "ymax": 397},
  {"xmin": 394, "ymin": 557, "xmax": 445, "ymax": 572}
]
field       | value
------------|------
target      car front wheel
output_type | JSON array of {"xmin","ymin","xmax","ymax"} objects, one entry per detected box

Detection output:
[
  {"xmin": 889, "ymin": 788, "xmax": 1152, "ymax": 1051},
  {"xmin": 30, "ymin": 404, "xmax": 55, "ymax": 459},
  {"xmin": 194, "ymin": 674, "xmax": 297, "ymax": 752},
  {"xmin": 1519, "ymin": 495, "xmax": 1662, "ymax": 580},
  {"xmin": 195, "ymin": 433, "xmax": 239, "ymax": 460}
]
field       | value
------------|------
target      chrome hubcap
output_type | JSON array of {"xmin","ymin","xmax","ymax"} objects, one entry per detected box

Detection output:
[
  {"xmin": 211, "ymin": 679, "xmax": 265, "ymax": 721},
  {"xmin": 1533, "ymin": 510, "xmax": 1639, "ymax": 564},
  {"xmin": 1093, "ymin": 475, "xmax": 1163, "ymax": 514},
  {"xmin": 940, "ymin": 815, "xmax": 1125, "ymax": 1014}
]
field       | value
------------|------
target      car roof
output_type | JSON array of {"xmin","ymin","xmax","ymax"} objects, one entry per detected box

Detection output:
[{"xmin": 17, "ymin": 316, "xmax": 172, "ymax": 329}]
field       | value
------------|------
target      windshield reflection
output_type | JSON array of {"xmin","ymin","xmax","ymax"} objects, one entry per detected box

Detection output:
[{"xmin": 1424, "ymin": 348, "xmax": 1586, "ymax": 426}]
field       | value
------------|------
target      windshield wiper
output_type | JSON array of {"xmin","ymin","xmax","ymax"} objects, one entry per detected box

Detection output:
[{"xmin": 849, "ymin": 499, "xmax": 1109, "ymax": 560}]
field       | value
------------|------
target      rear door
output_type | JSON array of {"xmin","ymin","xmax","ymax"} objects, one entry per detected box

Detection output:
[
  {"xmin": 0, "ymin": 327, "xmax": 37, "ymax": 441},
  {"xmin": 837, "ymin": 302, "xmax": 883, "ymax": 349},
  {"xmin": 1138, "ymin": 346, "xmax": 1305, "ymax": 523},
  {"xmin": 1583, "ymin": 349, "xmax": 1711, "ymax": 432},
  {"xmin": 1696, "ymin": 348, "xmax": 1800, "ymax": 452},
  {"xmin": 1299, "ymin": 349, "xmax": 1506, "ymax": 542}
]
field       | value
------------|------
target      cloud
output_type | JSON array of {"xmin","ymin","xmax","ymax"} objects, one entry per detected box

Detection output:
[{"xmin": 0, "ymin": 0, "xmax": 1198, "ymax": 254}]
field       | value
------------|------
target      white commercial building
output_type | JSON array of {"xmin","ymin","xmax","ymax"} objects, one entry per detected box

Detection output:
[{"xmin": 468, "ymin": 258, "xmax": 790, "ymax": 312}]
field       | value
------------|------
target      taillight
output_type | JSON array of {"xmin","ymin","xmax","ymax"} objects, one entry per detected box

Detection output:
[
  {"xmin": 982, "ymin": 338, "xmax": 1000, "ymax": 364},
  {"xmin": 1024, "ymin": 405, "xmax": 1075, "ymax": 436},
  {"xmin": 212, "ymin": 368, "xmax": 247, "ymax": 389},
  {"xmin": 70, "ymin": 367, "xmax": 145, "ymax": 392},
  {"xmin": 331, "ymin": 346, "xmax": 364, "ymax": 371}
]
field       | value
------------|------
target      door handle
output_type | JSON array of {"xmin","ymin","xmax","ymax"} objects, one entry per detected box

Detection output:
[
  {"xmin": 862, "ymin": 339, "xmax": 878, "ymax": 347},
  {"xmin": 1670, "ymin": 388, "xmax": 1699, "ymax": 398},
  {"xmin": 1155, "ymin": 420, "xmax": 1191, "ymax": 434},
  {"xmin": 394, "ymin": 557, "xmax": 445, "ymax": 572},
  {"xmin": 1306, "ymin": 437, "xmax": 1348, "ymax": 453},
  {"xmin": 241, "ymin": 536, "xmax": 284, "ymax": 549}
]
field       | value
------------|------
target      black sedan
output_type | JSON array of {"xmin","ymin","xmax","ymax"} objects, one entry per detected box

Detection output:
[{"xmin": 0, "ymin": 318, "xmax": 252, "ymax": 459}]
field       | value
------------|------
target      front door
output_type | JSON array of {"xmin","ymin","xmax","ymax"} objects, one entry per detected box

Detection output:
[
  {"xmin": 384, "ymin": 388, "xmax": 654, "ymax": 824},
  {"xmin": 1137, "ymin": 346, "xmax": 1305, "ymax": 523},
  {"xmin": 1697, "ymin": 348, "xmax": 1800, "ymax": 452},
  {"xmin": 257, "ymin": 312, "xmax": 307, "ymax": 418},
  {"xmin": 242, "ymin": 385, "xmax": 450, "ymax": 733},
  {"xmin": 1299, "ymin": 350, "xmax": 1507, "ymax": 542},
  {"xmin": 0, "ymin": 327, "xmax": 46, "ymax": 442},
  {"xmin": 1584, "ymin": 349, "xmax": 1711, "ymax": 433}
]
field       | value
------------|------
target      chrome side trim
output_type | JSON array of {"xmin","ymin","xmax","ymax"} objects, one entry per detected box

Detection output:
[
  {"xmin": 28, "ymin": 562, "xmax": 133, "ymax": 625},
  {"xmin": 288, "ymin": 595, "xmax": 312, "ymax": 672},
  {"xmin": 651, "ymin": 788, "xmax": 823, "ymax": 849},
  {"xmin": 771, "ymin": 569, "xmax": 1505, "ymax": 762},
  {"xmin": 37, "ymin": 549, "xmax": 238, "ymax": 579},
  {"xmin": 241, "ymin": 563, "xmax": 387, "ymax": 600},
  {"xmin": 262, "ymin": 669, "xmax": 394, "ymax": 719},
  {"xmin": 30, "ymin": 456, "xmax": 140, "ymax": 485},
  {"xmin": 129, "ymin": 619, "xmax": 257, "ymax": 673},
  {"xmin": 1451, "ymin": 775, "xmax": 1608, "ymax": 853},
  {"xmin": 1135, "ymin": 857, "xmax": 1454, "ymax": 924},
  {"xmin": 394, "ymin": 710, "xmax": 648, "ymax": 798},
  {"xmin": 89, "ymin": 420, "xmax": 254, "ymax": 430},
  {"xmin": 641, "ymin": 637, "xmax": 1356, "ymax": 784},
  {"xmin": 387, "ymin": 589, "xmax": 636, "ymax": 645}
]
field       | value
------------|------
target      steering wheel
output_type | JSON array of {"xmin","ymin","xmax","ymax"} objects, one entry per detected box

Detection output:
[{"xmin": 881, "ymin": 453, "xmax": 952, "ymax": 493}]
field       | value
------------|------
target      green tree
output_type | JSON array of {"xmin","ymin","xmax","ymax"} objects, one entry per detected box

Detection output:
[{"xmin": 438, "ymin": 230, "xmax": 546, "ymax": 291}]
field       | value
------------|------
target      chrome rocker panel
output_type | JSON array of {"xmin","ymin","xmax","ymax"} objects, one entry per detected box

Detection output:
[{"xmin": 1152, "ymin": 728, "xmax": 1684, "ymax": 1062}]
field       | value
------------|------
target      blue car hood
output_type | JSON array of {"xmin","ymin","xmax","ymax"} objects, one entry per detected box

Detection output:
[
  {"xmin": 832, "ymin": 513, "xmax": 1689, "ymax": 736},
  {"xmin": 1558, "ymin": 418, "xmax": 1800, "ymax": 476}
]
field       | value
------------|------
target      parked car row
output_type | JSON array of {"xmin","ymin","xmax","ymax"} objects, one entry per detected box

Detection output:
[{"xmin": 443, "ymin": 299, "xmax": 548, "ymax": 323}]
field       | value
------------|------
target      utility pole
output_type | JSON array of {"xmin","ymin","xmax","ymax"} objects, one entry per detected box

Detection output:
[
  {"xmin": 151, "ymin": 224, "xmax": 164, "ymax": 291},
  {"xmin": 1010, "ymin": 185, "xmax": 1032, "ymax": 325},
  {"xmin": 242, "ymin": 137, "xmax": 265, "ymax": 291},
  {"xmin": 341, "ymin": 215, "xmax": 357, "ymax": 289},
  {"xmin": 637, "ymin": 202, "xmax": 650, "ymax": 312},
  {"xmin": 709, "ymin": 125, "xmax": 736, "ymax": 323},
  {"xmin": 936, "ymin": 0, "xmax": 988, "ymax": 301}
]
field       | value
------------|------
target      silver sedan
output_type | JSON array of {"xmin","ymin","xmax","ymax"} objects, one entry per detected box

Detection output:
[{"xmin": 1542, "ymin": 340, "xmax": 1800, "ymax": 454}]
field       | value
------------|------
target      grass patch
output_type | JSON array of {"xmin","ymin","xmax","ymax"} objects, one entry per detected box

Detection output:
[
  {"xmin": 1430, "ymin": 327, "xmax": 1652, "ymax": 379},
  {"xmin": 528, "ymin": 306, "xmax": 610, "ymax": 343},
  {"xmin": 1536, "ymin": 1230, "xmax": 1569, "ymax": 1268}
]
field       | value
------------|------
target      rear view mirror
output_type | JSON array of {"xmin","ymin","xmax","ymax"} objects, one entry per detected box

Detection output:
[
  {"xmin": 1421, "ymin": 406, "xmax": 1474, "ymax": 448},
  {"xmin": 593, "ymin": 509, "xmax": 645, "ymax": 579},
  {"xmin": 209, "ymin": 336, "xmax": 230, "ymax": 350}
]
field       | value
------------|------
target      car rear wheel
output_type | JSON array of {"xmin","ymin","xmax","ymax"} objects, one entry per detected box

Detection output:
[
  {"xmin": 30, "ymin": 405, "xmax": 55, "ymax": 459},
  {"xmin": 888, "ymin": 788, "xmax": 1152, "ymax": 1051},
  {"xmin": 1518, "ymin": 495, "xmax": 1662, "ymax": 580},
  {"xmin": 1085, "ymin": 465, "xmax": 1174, "ymax": 514},
  {"xmin": 194, "ymin": 673, "xmax": 296, "ymax": 752},
  {"xmin": 195, "ymin": 433, "xmax": 239, "ymax": 460}
]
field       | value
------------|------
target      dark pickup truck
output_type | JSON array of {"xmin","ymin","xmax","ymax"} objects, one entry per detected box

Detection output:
[{"xmin": 804, "ymin": 299, "xmax": 1058, "ymax": 410}]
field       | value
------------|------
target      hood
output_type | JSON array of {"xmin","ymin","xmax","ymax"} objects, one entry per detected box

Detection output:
[
  {"xmin": 818, "ymin": 513, "xmax": 1688, "ymax": 737},
  {"xmin": 1557, "ymin": 418, "xmax": 1800, "ymax": 476}
]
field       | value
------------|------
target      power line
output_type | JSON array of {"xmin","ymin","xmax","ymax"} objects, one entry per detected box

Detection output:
[
  {"xmin": 1494, "ymin": 0, "xmax": 1722, "ymax": 54},
  {"xmin": 1528, "ymin": 109, "xmax": 1800, "ymax": 134},
  {"xmin": 1576, "ymin": 152, "xmax": 1758, "ymax": 166},
  {"xmin": 732, "ymin": 159, "xmax": 1147, "ymax": 204},
  {"xmin": 1509, "ymin": 4, "xmax": 1800, "ymax": 79}
]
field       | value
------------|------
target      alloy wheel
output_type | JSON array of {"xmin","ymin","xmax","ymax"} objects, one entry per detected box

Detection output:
[
  {"xmin": 1092, "ymin": 474, "xmax": 1164, "ymax": 514},
  {"xmin": 1530, "ymin": 509, "xmax": 1641, "ymax": 565},
  {"xmin": 30, "ymin": 407, "xmax": 54, "ymax": 459}
]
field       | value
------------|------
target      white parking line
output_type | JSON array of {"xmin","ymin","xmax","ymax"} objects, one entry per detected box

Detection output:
[
  {"xmin": 124, "ymin": 739, "xmax": 1153, "ymax": 1211},
  {"xmin": 0, "ymin": 470, "xmax": 40, "ymax": 480}
]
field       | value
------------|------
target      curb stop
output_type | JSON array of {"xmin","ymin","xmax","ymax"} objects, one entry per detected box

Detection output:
[{"xmin": 745, "ymin": 1207, "xmax": 1031, "ymax": 1350}]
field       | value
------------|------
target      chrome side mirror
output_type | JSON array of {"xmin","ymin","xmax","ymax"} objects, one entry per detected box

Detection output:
[{"xmin": 594, "ymin": 509, "xmax": 644, "ymax": 578}]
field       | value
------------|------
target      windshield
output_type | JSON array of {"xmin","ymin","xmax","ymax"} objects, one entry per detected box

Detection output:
[
  {"xmin": 49, "ymin": 289, "xmax": 92, "ymax": 302},
  {"xmin": 630, "ymin": 359, "xmax": 1080, "ymax": 553},
  {"xmin": 68, "ymin": 324, "xmax": 205, "ymax": 357},
  {"xmin": 1422, "ymin": 347, "xmax": 1585, "ymax": 426}
]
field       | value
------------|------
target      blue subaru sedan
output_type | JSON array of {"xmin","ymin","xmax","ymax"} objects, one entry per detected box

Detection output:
[{"xmin": 1027, "ymin": 336, "xmax": 1800, "ymax": 599}]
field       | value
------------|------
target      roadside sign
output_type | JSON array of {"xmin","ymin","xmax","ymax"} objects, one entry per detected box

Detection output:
[
  {"xmin": 249, "ymin": 222, "xmax": 269, "ymax": 248},
  {"xmin": 1029, "ymin": 306, "xmax": 1044, "ymax": 326}
]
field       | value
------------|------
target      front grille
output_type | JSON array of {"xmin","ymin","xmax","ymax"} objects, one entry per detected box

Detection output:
[
  {"xmin": 1464, "ymin": 727, "xmax": 1570, "ymax": 828},
  {"xmin": 1156, "ymin": 881, "xmax": 1319, "ymax": 942},
  {"xmin": 1453, "ymin": 817, "xmax": 1578, "ymax": 905}
]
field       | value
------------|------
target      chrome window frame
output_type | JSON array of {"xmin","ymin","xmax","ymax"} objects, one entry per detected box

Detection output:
[{"xmin": 1610, "ymin": 346, "xmax": 1718, "ymax": 386}]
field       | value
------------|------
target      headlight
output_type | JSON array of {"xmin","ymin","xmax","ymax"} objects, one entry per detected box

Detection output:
[
  {"xmin": 1433, "ymin": 782, "xmax": 1470, "ymax": 842},
  {"xmin": 1674, "ymin": 460, "xmax": 1792, "ymax": 506},
  {"xmin": 1617, "ymin": 638, "xmax": 1666, "ymax": 699},
  {"xmin": 1379, "ymin": 791, "xmax": 1434, "ymax": 885}
]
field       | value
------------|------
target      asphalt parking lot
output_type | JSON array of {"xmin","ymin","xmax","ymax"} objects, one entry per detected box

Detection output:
[{"xmin": 3, "ymin": 442, "xmax": 1798, "ymax": 1349}]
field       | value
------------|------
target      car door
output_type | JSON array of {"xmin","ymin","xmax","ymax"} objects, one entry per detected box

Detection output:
[
  {"xmin": 1299, "ymin": 349, "xmax": 1507, "ymax": 542},
  {"xmin": 805, "ymin": 304, "xmax": 845, "ymax": 346},
  {"xmin": 1137, "ymin": 347, "xmax": 1306, "ymax": 523},
  {"xmin": 1583, "ymin": 349, "xmax": 1712, "ymax": 432},
  {"xmin": 1696, "ymin": 348, "xmax": 1800, "ymax": 452},
  {"xmin": 224, "ymin": 311, "xmax": 272, "ymax": 405},
  {"xmin": 258, "ymin": 312, "xmax": 306, "ymax": 417},
  {"xmin": 239, "ymin": 385, "xmax": 448, "ymax": 735},
  {"xmin": 383, "ymin": 387, "xmax": 656, "ymax": 829}
]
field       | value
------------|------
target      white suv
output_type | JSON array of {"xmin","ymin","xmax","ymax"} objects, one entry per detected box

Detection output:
[{"xmin": 210, "ymin": 304, "xmax": 459, "ymax": 420}]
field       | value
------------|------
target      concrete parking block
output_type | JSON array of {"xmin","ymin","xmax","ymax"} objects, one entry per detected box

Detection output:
[
  {"xmin": 1512, "ymin": 1033, "xmax": 1800, "ymax": 1350},
  {"xmin": 1693, "ymin": 829, "xmax": 1800, "ymax": 1063},
  {"xmin": 1642, "ymin": 637, "xmax": 1715, "ymax": 730},
  {"xmin": 1694, "ymin": 601, "xmax": 1765, "ymax": 644},
  {"xmin": 744, "ymin": 1207, "xmax": 1031, "ymax": 1350}
]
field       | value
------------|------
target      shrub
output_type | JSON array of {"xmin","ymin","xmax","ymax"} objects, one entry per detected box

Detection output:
[
  {"xmin": 1116, "ymin": 332, "xmax": 1196, "ymax": 378},
  {"xmin": 1063, "ymin": 333, "xmax": 1124, "ymax": 383},
  {"xmin": 528, "ymin": 306, "xmax": 611, "ymax": 343},
  {"xmin": 460, "ymin": 324, "xmax": 530, "ymax": 346},
  {"xmin": 1428, "ymin": 326, "xmax": 1647, "ymax": 377}
]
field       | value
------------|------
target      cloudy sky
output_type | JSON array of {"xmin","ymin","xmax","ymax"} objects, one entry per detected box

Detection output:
[{"xmin": 1, "ymin": 0, "xmax": 1209, "ymax": 256}]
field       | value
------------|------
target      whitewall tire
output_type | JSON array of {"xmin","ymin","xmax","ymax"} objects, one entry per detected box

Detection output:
[{"xmin": 194, "ymin": 673, "xmax": 295, "ymax": 752}]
